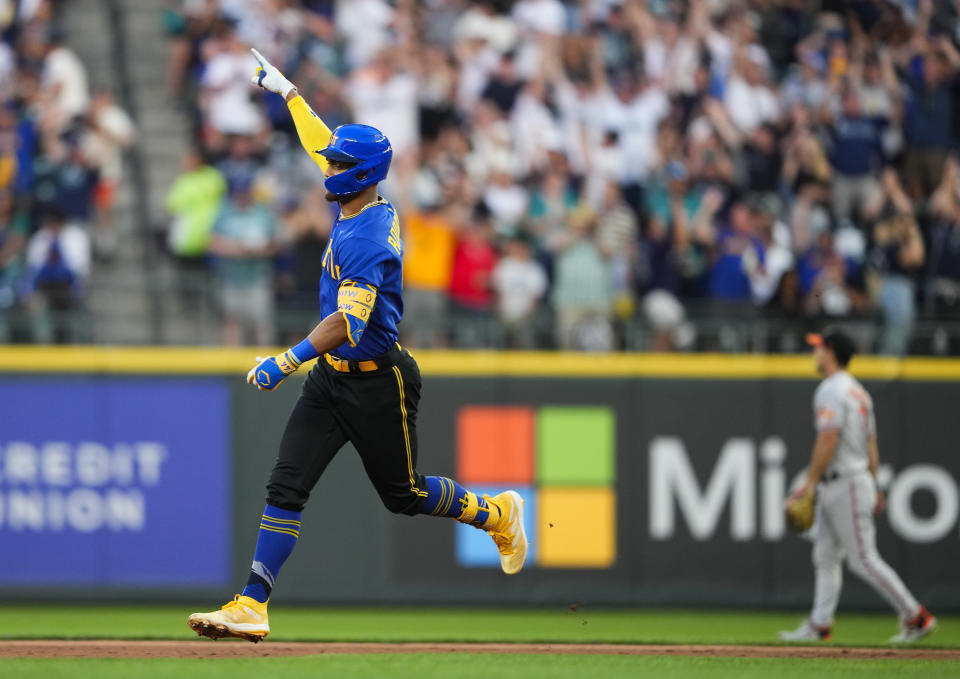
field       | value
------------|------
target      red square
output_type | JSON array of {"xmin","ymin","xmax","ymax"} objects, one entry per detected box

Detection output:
[{"xmin": 456, "ymin": 407, "xmax": 535, "ymax": 485}]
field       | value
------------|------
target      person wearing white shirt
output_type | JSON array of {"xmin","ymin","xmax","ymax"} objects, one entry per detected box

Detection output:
[
  {"xmin": 345, "ymin": 52, "xmax": 419, "ymax": 158},
  {"xmin": 42, "ymin": 36, "xmax": 90, "ymax": 120},
  {"xmin": 202, "ymin": 33, "xmax": 265, "ymax": 137},
  {"xmin": 25, "ymin": 210, "xmax": 91, "ymax": 343},
  {"xmin": 335, "ymin": 0, "xmax": 395, "ymax": 69},
  {"xmin": 724, "ymin": 50, "xmax": 780, "ymax": 134},
  {"xmin": 492, "ymin": 234, "xmax": 547, "ymax": 348}
]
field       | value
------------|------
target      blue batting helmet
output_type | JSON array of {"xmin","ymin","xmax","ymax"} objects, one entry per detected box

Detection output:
[{"xmin": 318, "ymin": 124, "xmax": 392, "ymax": 196}]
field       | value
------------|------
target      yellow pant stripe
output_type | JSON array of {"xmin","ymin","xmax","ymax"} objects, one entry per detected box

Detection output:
[
  {"xmin": 432, "ymin": 475, "xmax": 448, "ymax": 516},
  {"xmin": 441, "ymin": 478, "xmax": 456, "ymax": 516},
  {"xmin": 260, "ymin": 523, "xmax": 300, "ymax": 538},
  {"xmin": 393, "ymin": 365, "xmax": 427, "ymax": 498},
  {"xmin": 437, "ymin": 478, "xmax": 448, "ymax": 515},
  {"xmin": 262, "ymin": 516, "xmax": 302, "ymax": 527}
]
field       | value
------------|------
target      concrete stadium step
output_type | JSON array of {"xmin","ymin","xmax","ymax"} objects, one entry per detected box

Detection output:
[
  {"xmin": 62, "ymin": 0, "xmax": 155, "ymax": 343},
  {"xmin": 62, "ymin": 0, "xmax": 115, "ymax": 92},
  {"xmin": 60, "ymin": 0, "xmax": 201, "ymax": 344}
]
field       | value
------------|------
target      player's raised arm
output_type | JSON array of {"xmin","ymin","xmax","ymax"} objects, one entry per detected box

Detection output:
[{"xmin": 250, "ymin": 47, "xmax": 331, "ymax": 171}]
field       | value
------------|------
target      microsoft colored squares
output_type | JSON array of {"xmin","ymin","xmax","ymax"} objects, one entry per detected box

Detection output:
[{"xmin": 455, "ymin": 406, "xmax": 616, "ymax": 569}]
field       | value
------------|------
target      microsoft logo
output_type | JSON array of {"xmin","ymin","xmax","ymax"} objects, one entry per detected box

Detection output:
[{"xmin": 455, "ymin": 406, "xmax": 616, "ymax": 569}]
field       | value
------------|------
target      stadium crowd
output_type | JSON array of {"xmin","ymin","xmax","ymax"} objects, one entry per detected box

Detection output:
[
  {"xmin": 0, "ymin": 0, "xmax": 943, "ymax": 354},
  {"xmin": 161, "ymin": 0, "xmax": 960, "ymax": 353},
  {"xmin": 0, "ymin": 0, "xmax": 136, "ymax": 343},
  {"xmin": 1, "ymin": 1, "xmax": 959, "ymax": 352}
]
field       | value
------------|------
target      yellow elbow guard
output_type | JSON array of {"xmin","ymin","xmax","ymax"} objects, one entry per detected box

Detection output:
[{"xmin": 338, "ymin": 283, "xmax": 377, "ymax": 346}]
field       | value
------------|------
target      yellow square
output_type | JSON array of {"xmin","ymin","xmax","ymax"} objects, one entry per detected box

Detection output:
[{"xmin": 537, "ymin": 487, "xmax": 616, "ymax": 568}]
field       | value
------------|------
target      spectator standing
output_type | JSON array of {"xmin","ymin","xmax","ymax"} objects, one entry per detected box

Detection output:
[
  {"xmin": 707, "ymin": 199, "xmax": 763, "ymax": 303},
  {"xmin": 491, "ymin": 231, "xmax": 547, "ymax": 348},
  {"xmin": 209, "ymin": 178, "xmax": 278, "ymax": 347},
  {"xmin": 864, "ymin": 170, "xmax": 925, "ymax": 355},
  {"xmin": 927, "ymin": 155, "xmax": 960, "ymax": 316},
  {"xmin": 345, "ymin": 49, "xmax": 419, "ymax": 161},
  {"xmin": 902, "ymin": 38, "xmax": 959, "ymax": 198},
  {"xmin": 825, "ymin": 89, "xmax": 885, "ymax": 221},
  {"xmin": 551, "ymin": 206, "xmax": 614, "ymax": 351},
  {"xmin": 41, "ymin": 29, "xmax": 90, "ymax": 122},
  {"xmin": 741, "ymin": 123, "xmax": 782, "ymax": 195},
  {"xmin": 448, "ymin": 206, "xmax": 497, "ymax": 347},
  {"xmin": 24, "ymin": 208, "xmax": 90, "ymax": 343},
  {"xmin": 723, "ymin": 47, "xmax": 780, "ymax": 135},
  {"xmin": 0, "ymin": 193, "xmax": 26, "ymax": 340},
  {"xmin": 742, "ymin": 196, "xmax": 795, "ymax": 307},
  {"xmin": 83, "ymin": 91, "xmax": 136, "ymax": 258},
  {"xmin": 280, "ymin": 185, "xmax": 333, "ymax": 318},
  {"xmin": 401, "ymin": 200, "xmax": 459, "ymax": 348},
  {"xmin": 595, "ymin": 181, "xmax": 639, "ymax": 321},
  {"xmin": 868, "ymin": 215, "xmax": 924, "ymax": 356},
  {"xmin": 645, "ymin": 159, "xmax": 708, "ymax": 299},
  {"xmin": 799, "ymin": 230, "xmax": 866, "ymax": 318},
  {"xmin": 166, "ymin": 148, "xmax": 227, "ymax": 310},
  {"xmin": 201, "ymin": 30, "xmax": 265, "ymax": 144},
  {"xmin": 528, "ymin": 166, "xmax": 578, "ymax": 249},
  {"xmin": 54, "ymin": 136, "xmax": 99, "ymax": 225}
]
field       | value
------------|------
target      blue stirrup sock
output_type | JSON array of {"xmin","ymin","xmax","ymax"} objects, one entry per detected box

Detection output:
[
  {"xmin": 419, "ymin": 476, "xmax": 500, "ymax": 530},
  {"xmin": 241, "ymin": 504, "xmax": 302, "ymax": 603}
]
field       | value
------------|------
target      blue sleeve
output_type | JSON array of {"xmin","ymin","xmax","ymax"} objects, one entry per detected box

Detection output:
[
  {"xmin": 336, "ymin": 238, "xmax": 391, "ymax": 346},
  {"xmin": 337, "ymin": 237, "xmax": 390, "ymax": 289}
]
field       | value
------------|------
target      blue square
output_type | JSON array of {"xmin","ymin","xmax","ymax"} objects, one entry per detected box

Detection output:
[{"xmin": 455, "ymin": 486, "xmax": 536, "ymax": 568}]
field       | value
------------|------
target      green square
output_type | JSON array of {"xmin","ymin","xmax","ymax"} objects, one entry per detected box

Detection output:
[{"xmin": 536, "ymin": 407, "xmax": 615, "ymax": 485}]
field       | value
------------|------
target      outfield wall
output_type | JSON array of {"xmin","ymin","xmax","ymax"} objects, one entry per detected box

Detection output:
[{"xmin": 0, "ymin": 348, "xmax": 958, "ymax": 610}]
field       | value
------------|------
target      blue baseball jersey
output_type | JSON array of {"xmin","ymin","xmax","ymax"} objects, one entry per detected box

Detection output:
[{"xmin": 319, "ymin": 198, "xmax": 404, "ymax": 360}]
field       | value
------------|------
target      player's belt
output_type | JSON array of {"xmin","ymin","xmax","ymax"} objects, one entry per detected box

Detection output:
[
  {"xmin": 324, "ymin": 354, "xmax": 380, "ymax": 373},
  {"xmin": 823, "ymin": 469, "xmax": 863, "ymax": 483},
  {"xmin": 324, "ymin": 344, "xmax": 403, "ymax": 374}
]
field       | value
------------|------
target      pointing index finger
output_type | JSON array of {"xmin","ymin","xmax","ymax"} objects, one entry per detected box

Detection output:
[{"xmin": 250, "ymin": 47, "xmax": 267, "ymax": 67}]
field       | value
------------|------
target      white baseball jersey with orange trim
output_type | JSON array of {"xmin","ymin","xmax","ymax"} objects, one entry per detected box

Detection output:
[
  {"xmin": 808, "ymin": 370, "xmax": 922, "ymax": 627},
  {"xmin": 813, "ymin": 370, "xmax": 875, "ymax": 477}
]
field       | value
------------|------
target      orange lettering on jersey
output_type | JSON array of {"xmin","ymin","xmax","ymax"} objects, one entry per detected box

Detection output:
[
  {"xmin": 816, "ymin": 407, "xmax": 836, "ymax": 424},
  {"xmin": 848, "ymin": 387, "xmax": 871, "ymax": 408},
  {"xmin": 848, "ymin": 386, "xmax": 872, "ymax": 431}
]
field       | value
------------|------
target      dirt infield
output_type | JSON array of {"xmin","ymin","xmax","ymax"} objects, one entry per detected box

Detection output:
[{"xmin": 2, "ymin": 641, "xmax": 958, "ymax": 660}]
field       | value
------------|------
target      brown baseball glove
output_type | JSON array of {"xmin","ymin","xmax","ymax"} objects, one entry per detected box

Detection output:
[{"xmin": 785, "ymin": 487, "xmax": 816, "ymax": 532}]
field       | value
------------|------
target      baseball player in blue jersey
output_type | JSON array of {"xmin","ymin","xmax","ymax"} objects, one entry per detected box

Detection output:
[{"xmin": 188, "ymin": 49, "xmax": 528, "ymax": 642}]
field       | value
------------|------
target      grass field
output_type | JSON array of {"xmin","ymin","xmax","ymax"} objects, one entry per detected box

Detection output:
[{"xmin": 2, "ymin": 607, "xmax": 958, "ymax": 679}]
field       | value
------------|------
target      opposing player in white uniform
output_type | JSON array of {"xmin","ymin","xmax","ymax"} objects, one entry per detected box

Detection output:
[{"xmin": 779, "ymin": 331, "xmax": 936, "ymax": 643}]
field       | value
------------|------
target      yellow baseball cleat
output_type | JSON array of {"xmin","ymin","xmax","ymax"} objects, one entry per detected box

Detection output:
[
  {"xmin": 486, "ymin": 490, "xmax": 528, "ymax": 575},
  {"xmin": 187, "ymin": 595, "xmax": 270, "ymax": 643}
]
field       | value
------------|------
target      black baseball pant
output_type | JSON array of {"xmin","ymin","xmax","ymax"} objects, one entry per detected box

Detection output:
[{"xmin": 265, "ymin": 345, "xmax": 429, "ymax": 515}]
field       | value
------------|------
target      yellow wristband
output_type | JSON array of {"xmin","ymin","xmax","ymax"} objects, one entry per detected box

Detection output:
[{"xmin": 274, "ymin": 350, "xmax": 301, "ymax": 375}]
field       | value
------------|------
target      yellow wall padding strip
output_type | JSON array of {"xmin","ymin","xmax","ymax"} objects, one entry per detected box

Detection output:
[{"xmin": 1, "ymin": 346, "xmax": 959, "ymax": 380}]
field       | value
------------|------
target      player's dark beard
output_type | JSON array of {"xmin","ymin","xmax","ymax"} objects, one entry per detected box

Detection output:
[{"xmin": 326, "ymin": 189, "xmax": 363, "ymax": 203}]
